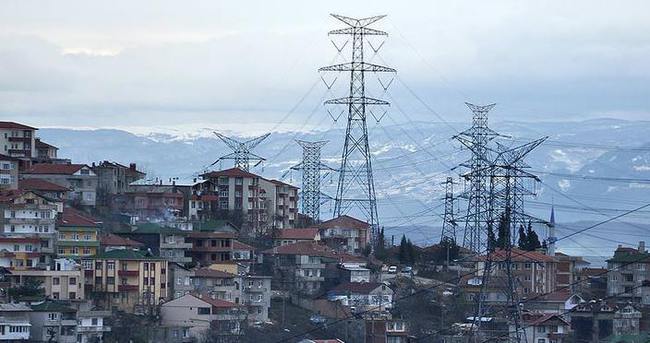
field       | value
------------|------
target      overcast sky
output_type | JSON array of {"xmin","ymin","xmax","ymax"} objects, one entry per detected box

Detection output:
[{"xmin": 1, "ymin": 1, "xmax": 649, "ymax": 133}]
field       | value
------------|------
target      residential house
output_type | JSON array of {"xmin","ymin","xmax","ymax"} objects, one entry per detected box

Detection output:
[
  {"xmin": 76, "ymin": 308, "xmax": 112, "ymax": 343},
  {"xmin": 56, "ymin": 207, "xmax": 100, "ymax": 258},
  {"xmin": 365, "ymin": 319, "xmax": 410, "ymax": 343},
  {"xmin": 21, "ymin": 163, "xmax": 98, "ymax": 207},
  {"xmin": 319, "ymin": 215, "xmax": 370, "ymax": 254},
  {"xmin": 0, "ymin": 303, "xmax": 32, "ymax": 340},
  {"xmin": 613, "ymin": 304, "xmax": 642, "ymax": 336},
  {"xmin": 9, "ymin": 259, "xmax": 84, "ymax": 300},
  {"xmin": 606, "ymin": 241, "xmax": 650, "ymax": 305},
  {"xmin": 0, "ymin": 121, "xmax": 37, "ymax": 159},
  {"xmin": 99, "ymin": 233, "xmax": 144, "ymax": 252},
  {"xmin": 0, "ymin": 155, "xmax": 19, "ymax": 190},
  {"xmin": 523, "ymin": 290, "xmax": 584, "ymax": 314},
  {"xmin": 192, "ymin": 267, "xmax": 242, "ymax": 304},
  {"xmin": 569, "ymin": 301, "xmax": 616, "ymax": 342},
  {"xmin": 112, "ymin": 183, "xmax": 185, "ymax": 220},
  {"xmin": 187, "ymin": 231, "xmax": 235, "ymax": 266},
  {"xmin": 160, "ymin": 293, "xmax": 247, "ymax": 341},
  {"xmin": 273, "ymin": 228, "xmax": 320, "ymax": 247},
  {"xmin": 242, "ymin": 275, "xmax": 272, "ymax": 322},
  {"xmin": 18, "ymin": 178, "xmax": 68, "ymax": 208},
  {"xmin": 0, "ymin": 189, "xmax": 57, "ymax": 265},
  {"xmin": 328, "ymin": 282, "xmax": 393, "ymax": 313},
  {"xmin": 0, "ymin": 236, "xmax": 43, "ymax": 270},
  {"xmin": 340, "ymin": 266, "xmax": 371, "ymax": 283},
  {"xmin": 159, "ymin": 229, "xmax": 192, "ymax": 264},
  {"xmin": 513, "ymin": 313, "xmax": 571, "ymax": 343},
  {"xmin": 92, "ymin": 161, "xmax": 146, "ymax": 195},
  {"xmin": 555, "ymin": 252, "xmax": 589, "ymax": 292},
  {"xmin": 28, "ymin": 300, "xmax": 78, "ymax": 343},
  {"xmin": 232, "ymin": 240, "xmax": 255, "ymax": 263},
  {"xmin": 81, "ymin": 249, "xmax": 168, "ymax": 313},
  {"xmin": 33, "ymin": 138, "xmax": 59, "ymax": 161}
]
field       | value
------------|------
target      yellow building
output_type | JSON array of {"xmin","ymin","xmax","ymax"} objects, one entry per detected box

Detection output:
[
  {"xmin": 56, "ymin": 207, "xmax": 100, "ymax": 258},
  {"xmin": 81, "ymin": 249, "xmax": 168, "ymax": 313}
]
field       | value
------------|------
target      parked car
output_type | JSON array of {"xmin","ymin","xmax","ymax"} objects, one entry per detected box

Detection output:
[
  {"xmin": 310, "ymin": 314, "xmax": 326, "ymax": 324},
  {"xmin": 400, "ymin": 266, "xmax": 413, "ymax": 274},
  {"xmin": 388, "ymin": 265, "xmax": 398, "ymax": 274}
]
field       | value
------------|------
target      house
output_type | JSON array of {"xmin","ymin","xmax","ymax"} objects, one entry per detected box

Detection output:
[
  {"xmin": 160, "ymin": 293, "xmax": 247, "ymax": 341},
  {"xmin": 523, "ymin": 290, "xmax": 584, "ymax": 314},
  {"xmin": 9, "ymin": 260, "xmax": 85, "ymax": 300},
  {"xmin": 187, "ymin": 231, "xmax": 235, "ymax": 266},
  {"xmin": 0, "ymin": 303, "xmax": 32, "ymax": 340},
  {"xmin": 232, "ymin": 240, "xmax": 255, "ymax": 262},
  {"xmin": 340, "ymin": 266, "xmax": 371, "ymax": 283},
  {"xmin": 99, "ymin": 233, "xmax": 144, "ymax": 252},
  {"xmin": 192, "ymin": 267, "xmax": 242, "ymax": 304},
  {"xmin": 242, "ymin": 275, "xmax": 272, "ymax": 322},
  {"xmin": 365, "ymin": 319, "xmax": 410, "ymax": 343},
  {"xmin": 112, "ymin": 183, "xmax": 185, "ymax": 220},
  {"xmin": 28, "ymin": 300, "xmax": 78, "ymax": 343},
  {"xmin": 0, "ymin": 189, "xmax": 58, "ymax": 265},
  {"xmin": 554, "ymin": 252, "xmax": 590, "ymax": 292},
  {"xmin": 613, "ymin": 304, "xmax": 642, "ymax": 336},
  {"xmin": 319, "ymin": 215, "xmax": 370, "ymax": 254},
  {"xmin": 76, "ymin": 308, "xmax": 112, "ymax": 343},
  {"xmin": 0, "ymin": 155, "xmax": 19, "ymax": 190},
  {"xmin": 606, "ymin": 241, "xmax": 650, "ymax": 305},
  {"xmin": 0, "ymin": 121, "xmax": 37, "ymax": 159},
  {"xmin": 328, "ymin": 282, "xmax": 393, "ymax": 312},
  {"xmin": 92, "ymin": 161, "xmax": 146, "ymax": 195},
  {"xmin": 81, "ymin": 249, "xmax": 168, "ymax": 313},
  {"xmin": 18, "ymin": 178, "xmax": 69, "ymax": 206},
  {"xmin": 34, "ymin": 138, "xmax": 59, "ymax": 161},
  {"xmin": 159, "ymin": 228, "xmax": 192, "ymax": 264},
  {"xmin": 273, "ymin": 228, "xmax": 320, "ymax": 246},
  {"xmin": 513, "ymin": 312, "xmax": 571, "ymax": 343},
  {"xmin": 569, "ymin": 300, "xmax": 616, "ymax": 342},
  {"xmin": 56, "ymin": 207, "xmax": 100, "ymax": 258},
  {"xmin": 21, "ymin": 163, "xmax": 98, "ymax": 207},
  {"xmin": 0, "ymin": 236, "xmax": 43, "ymax": 270}
]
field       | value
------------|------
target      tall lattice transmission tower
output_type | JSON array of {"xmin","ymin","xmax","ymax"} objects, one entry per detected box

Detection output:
[
  {"xmin": 290, "ymin": 140, "xmax": 334, "ymax": 222},
  {"xmin": 319, "ymin": 14, "xmax": 396, "ymax": 248},
  {"xmin": 440, "ymin": 177, "xmax": 457, "ymax": 243},
  {"xmin": 212, "ymin": 132, "xmax": 270, "ymax": 171}
]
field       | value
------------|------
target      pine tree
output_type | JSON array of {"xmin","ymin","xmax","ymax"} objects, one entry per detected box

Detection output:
[
  {"xmin": 525, "ymin": 221, "xmax": 541, "ymax": 251},
  {"xmin": 399, "ymin": 235, "xmax": 408, "ymax": 263},
  {"xmin": 375, "ymin": 227, "xmax": 386, "ymax": 259},
  {"xmin": 496, "ymin": 212, "xmax": 510, "ymax": 249},
  {"xmin": 407, "ymin": 239, "xmax": 415, "ymax": 264},
  {"xmin": 487, "ymin": 223, "xmax": 497, "ymax": 252},
  {"xmin": 517, "ymin": 224, "xmax": 528, "ymax": 250}
]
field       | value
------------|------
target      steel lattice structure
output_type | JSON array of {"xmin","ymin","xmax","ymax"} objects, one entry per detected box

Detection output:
[
  {"xmin": 212, "ymin": 132, "xmax": 270, "ymax": 171},
  {"xmin": 440, "ymin": 176, "xmax": 457, "ymax": 243},
  {"xmin": 290, "ymin": 140, "xmax": 334, "ymax": 222},
  {"xmin": 319, "ymin": 14, "xmax": 396, "ymax": 248}
]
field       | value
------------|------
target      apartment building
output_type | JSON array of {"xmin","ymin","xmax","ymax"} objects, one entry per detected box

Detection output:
[
  {"xmin": 81, "ymin": 249, "xmax": 168, "ymax": 313},
  {"xmin": 0, "ymin": 121, "xmax": 37, "ymax": 159},
  {"xmin": 555, "ymin": 252, "xmax": 590, "ymax": 292},
  {"xmin": 243, "ymin": 275, "xmax": 272, "ymax": 322},
  {"xmin": 273, "ymin": 228, "xmax": 320, "ymax": 247},
  {"xmin": 92, "ymin": 161, "xmax": 145, "ymax": 195},
  {"xmin": 0, "ymin": 189, "xmax": 58, "ymax": 264},
  {"xmin": 34, "ymin": 138, "xmax": 59, "ymax": 161},
  {"xmin": 18, "ymin": 178, "xmax": 69, "ymax": 207},
  {"xmin": 329, "ymin": 282, "xmax": 394, "ymax": 312},
  {"xmin": 195, "ymin": 168, "xmax": 299, "ymax": 234},
  {"xmin": 160, "ymin": 228, "xmax": 192, "ymax": 264},
  {"xmin": 0, "ymin": 303, "xmax": 32, "ymax": 341},
  {"xmin": 112, "ymin": 184, "xmax": 185, "ymax": 220},
  {"xmin": 57, "ymin": 207, "xmax": 100, "ymax": 258},
  {"xmin": 187, "ymin": 231, "xmax": 235, "ymax": 266},
  {"xmin": 319, "ymin": 215, "xmax": 370, "ymax": 254},
  {"xmin": 28, "ymin": 301, "xmax": 78, "ymax": 343},
  {"xmin": 606, "ymin": 241, "xmax": 650, "ymax": 305},
  {"xmin": 0, "ymin": 236, "xmax": 43, "ymax": 270},
  {"xmin": 9, "ymin": 260, "xmax": 84, "ymax": 300},
  {"xmin": 21, "ymin": 164, "xmax": 98, "ymax": 207},
  {"xmin": 0, "ymin": 155, "xmax": 19, "ymax": 190},
  {"xmin": 513, "ymin": 313, "xmax": 571, "ymax": 343}
]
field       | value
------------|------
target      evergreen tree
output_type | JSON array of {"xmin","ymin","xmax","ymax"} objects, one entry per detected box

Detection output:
[
  {"xmin": 525, "ymin": 221, "xmax": 542, "ymax": 251},
  {"xmin": 406, "ymin": 238, "xmax": 417, "ymax": 264},
  {"xmin": 517, "ymin": 224, "xmax": 528, "ymax": 250},
  {"xmin": 399, "ymin": 235, "xmax": 408, "ymax": 263},
  {"xmin": 487, "ymin": 223, "xmax": 497, "ymax": 252},
  {"xmin": 375, "ymin": 227, "xmax": 387, "ymax": 259},
  {"xmin": 496, "ymin": 211, "xmax": 510, "ymax": 249}
]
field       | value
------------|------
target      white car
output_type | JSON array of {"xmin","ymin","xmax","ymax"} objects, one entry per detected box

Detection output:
[{"xmin": 388, "ymin": 265, "xmax": 398, "ymax": 273}]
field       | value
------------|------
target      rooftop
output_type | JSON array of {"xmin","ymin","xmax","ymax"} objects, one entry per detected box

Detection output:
[
  {"xmin": 24, "ymin": 163, "xmax": 89, "ymax": 175},
  {"xmin": 30, "ymin": 301, "xmax": 76, "ymax": 313},
  {"xmin": 200, "ymin": 167, "xmax": 260, "ymax": 179},
  {"xmin": 19, "ymin": 178, "xmax": 70, "ymax": 192},
  {"xmin": 193, "ymin": 267, "xmax": 237, "ymax": 279},
  {"xmin": 319, "ymin": 215, "xmax": 370, "ymax": 231},
  {"xmin": 331, "ymin": 282, "xmax": 389, "ymax": 295},
  {"xmin": 34, "ymin": 138, "xmax": 58, "ymax": 150},
  {"xmin": 275, "ymin": 228, "xmax": 319, "ymax": 240},
  {"xmin": 58, "ymin": 207, "xmax": 100, "ymax": 227},
  {"xmin": 89, "ymin": 249, "xmax": 165, "ymax": 261},
  {"xmin": 100, "ymin": 233, "xmax": 144, "ymax": 247},
  {"xmin": 262, "ymin": 241, "xmax": 337, "ymax": 258},
  {"xmin": 478, "ymin": 248, "xmax": 557, "ymax": 263},
  {"xmin": 0, "ymin": 122, "xmax": 37, "ymax": 130}
]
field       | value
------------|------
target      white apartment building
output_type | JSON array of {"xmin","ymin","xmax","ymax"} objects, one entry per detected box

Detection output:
[
  {"xmin": 0, "ymin": 122, "xmax": 37, "ymax": 159},
  {"xmin": 0, "ymin": 155, "xmax": 19, "ymax": 190},
  {"xmin": 21, "ymin": 164, "xmax": 98, "ymax": 207}
]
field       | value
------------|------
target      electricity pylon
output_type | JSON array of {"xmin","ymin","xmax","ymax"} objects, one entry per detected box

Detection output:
[
  {"xmin": 212, "ymin": 132, "xmax": 270, "ymax": 171},
  {"xmin": 319, "ymin": 14, "xmax": 396, "ymax": 249},
  {"xmin": 440, "ymin": 177, "xmax": 457, "ymax": 243},
  {"xmin": 290, "ymin": 140, "xmax": 335, "ymax": 222}
]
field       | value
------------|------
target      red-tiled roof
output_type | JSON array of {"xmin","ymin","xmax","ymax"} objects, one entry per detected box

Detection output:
[
  {"xmin": 331, "ymin": 282, "xmax": 388, "ymax": 295},
  {"xmin": 34, "ymin": 139, "xmax": 57, "ymax": 150},
  {"xmin": 232, "ymin": 240, "xmax": 254, "ymax": 251},
  {"xmin": 275, "ymin": 228, "xmax": 319, "ymax": 240},
  {"xmin": 478, "ymin": 248, "xmax": 556, "ymax": 263},
  {"xmin": 187, "ymin": 231, "xmax": 235, "ymax": 239},
  {"xmin": 320, "ymin": 215, "xmax": 370, "ymax": 231},
  {"xmin": 19, "ymin": 178, "xmax": 69, "ymax": 192},
  {"xmin": 0, "ymin": 154, "xmax": 20, "ymax": 161},
  {"xmin": 191, "ymin": 293, "xmax": 242, "ymax": 308},
  {"xmin": 0, "ymin": 122, "xmax": 37, "ymax": 130},
  {"xmin": 523, "ymin": 313, "xmax": 569, "ymax": 326},
  {"xmin": 0, "ymin": 236, "xmax": 40, "ymax": 243},
  {"xmin": 193, "ymin": 267, "xmax": 237, "ymax": 279},
  {"xmin": 269, "ymin": 179, "xmax": 299, "ymax": 189},
  {"xmin": 0, "ymin": 190, "xmax": 25, "ymax": 203},
  {"xmin": 200, "ymin": 167, "xmax": 260, "ymax": 179},
  {"xmin": 58, "ymin": 207, "xmax": 99, "ymax": 227},
  {"xmin": 100, "ymin": 233, "xmax": 143, "ymax": 247},
  {"xmin": 24, "ymin": 164, "xmax": 88, "ymax": 175},
  {"xmin": 262, "ymin": 241, "xmax": 337, "ymax": 258}
]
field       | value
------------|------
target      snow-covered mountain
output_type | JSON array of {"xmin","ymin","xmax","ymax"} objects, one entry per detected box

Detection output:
[{"xmin": 37, "ymin": 118, "xmax": 650, "ymax": 254}]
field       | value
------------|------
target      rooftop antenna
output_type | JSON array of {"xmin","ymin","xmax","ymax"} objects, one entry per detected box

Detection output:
[{"xmin": 211, "ymin": 132, "xmax": 270, "ymax": 171}]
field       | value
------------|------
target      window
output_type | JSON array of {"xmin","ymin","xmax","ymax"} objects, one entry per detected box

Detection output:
[
  {"xmin": 53, "ymin": 292, "xmax": 59, "ymax": 299},
  {"xmin": 82, "ymin": 260, "xmax": 93, "ymax": 270},
  {"xmin": 73, "ymin": 233, "xmax": 79, "ymax": 240},
  {"xmin": 107, "ymin": 262, "xmax": 115, "ymax": 270},
  {"xmin": 69, "ymin": 292, "xmax": 76, "ymax": 299},
  {"xmin": 71, "ymin": 247, "xmax": 79, "ymax": 255},
  {"xmin": 198, "ymin": 307, "xmax": 211, "ymax": 315},
  {"xmin": 13, "ymin": 244, "xmax": 19, "ymax": 252},
  {"xmin": 69, "ymin": 277, "xmax": 76, "ymax": 285},
  {"xmin": 25, "ymin": 244, "xmax": 32, "ymax": 252},
  {"xmin": 59, "ymin": 233, "xmax": 66, "ymax": 240},
  {"xmin": 48, "ymin": 313, "xmax": 58, "ymax": 321},
  {"xmin": 107, "ymin": 277, "xmax": 115, "ymax": 285},
  {"xmin": 83, "ymin": 233, "xmax": 91, "ymax": 240},
  {"xmin": 211, "ymin": 240, "xmax": 217, "ymax": 247},
  {"xmin": 537, "ymin": 326, "xmax": 546, "ymax": 333},
  {"xmin": 95, "ymin": 277, "xmax": 102, "ymax": 284},
  {"xmin": 83, "ymin": 248, "xmax": 91, "ymax": 255},
  {"xmin": 92, "ymin": 318, "xmax": 98, "ymax": 326},
  {"xmin": 53, "ymin": 277, "xmax": 60, "ymax": 285}
]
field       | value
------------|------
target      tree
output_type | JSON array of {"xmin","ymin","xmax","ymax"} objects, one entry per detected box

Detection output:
[
  {"xmin": 526, "ymin": 221, "xmax": 542, "ymax": 251},
  {"xmin": 496, "ymin": 211, "xmax": 511, "ymax": 249},
  {"xmin": 399, "ymin": 235, "xmax": 408, "ymax": 263},
  {"xmin": 517, "ymin": 224, "xmax": 528, "ymax": 250},
  {"xmin": 8, "ymin": 278, "xmax": 44, "ymax": 301},
  {"xmin": 406, "ymin": 238, "xmax": 417, "ymax": 264},
  {"xmin": 486, "ymin": 223, "xmax": 497, "ymax": 252},
  {"xmin": 375, "ymin": 227, "xmax": 387, "ymax": 260}
]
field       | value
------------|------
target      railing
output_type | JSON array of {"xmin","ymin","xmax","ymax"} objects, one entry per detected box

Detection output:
[
  {"xmin": 118, "ymin": 270, "xmax": 139, "ymax": 277},
  {"xmin": 77, "ymin": 326, "xmax": 111, "ymax": 333},
  {"xmin": 118, "ymin": 284, "xmax": 139, "ymax": 291}
]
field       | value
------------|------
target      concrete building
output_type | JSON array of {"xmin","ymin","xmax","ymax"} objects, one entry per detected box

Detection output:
[
  {"xmin": 56, "ymin": 207, "xmax": 100, "ymax": 259},
  {"xmin": 340, "ymin": 266, "xmax": 371, "ymax": 283},
  {"xmin": 187, "ymin": 231, "xmax": 235, "ymax": 266},
  {"xmin": 99, "ymin": 233, "xmax": 144, "ymax": 252},
  {"xmin": 0, "ymin": 155, "xmax": 19, "ymax": 190},
  {"xmin": 92, "ymin": 161, "xmax": 146, "ymax": 195},
  {"xmin": 34, "ymin": 138, "xmax": 59, "ymax": 161},
  {"xmin": 328, "ymin": 282, "xmax": 393, "ymax": 313},
  {"xmin": 160, "ymin": 293, "xmax": 246, "ymax": 341},
  {"xmin": 112, "ymin": 184, "xmax": 185, "ymax": 220},
  {"xmin": 0, "ymin": 189, "xmax": 58, "ymax": 265},
  {"xmin": 21, "ymin": 164, "xmax": 98, "ymax": 207},
  {"xmin": 273, "ymin": 228, "xmax": 320, "ymax": 247},
  {"xmin": 81, "ymin": 249, "xmax": 168, "ymax": 313},
  {"xmin": 0, "ymin": 122, "xmax": 37, "ymax": 159},
  {"xmin": 76, "ymin": 308, "xmax": 112, "ymax": 343},
  {"xmin": 0, "ymin": 303, "xmax": 32, "ymax": 341},
  {"xmin": 555, "ymin": 252, "xmax": 590, "ymax": 292},
  {"xmin": 28, "ymin": 300, "xmax": 78, "ymax": 343},
  {"xmin": 606, "ymin": 241, "xmax": 650, "ymax": 305},
  {"xmin": 18, "ymin": 178, "xmax": 68, "ymax": 208},
  {"xmin": 242, "ymin": 275, "xmax": 272, "ymax": 322},
  {"xmin": 319, "ymin": 215, "xmax": 370, "ymax": 254},
  {"xmin": 9, "ymin": 265, "xmax": 85, "ymax": 300},
  {"xmin": 0, "ymin": 236, "xmax": 44, "ymax": 270},
  {"xmin": 160, "ymin": 229, "xmax": 192, "ymax": 264},
  {"xmin": 513, "ymin": 313, "xmax": 571, "ymax": 343}
]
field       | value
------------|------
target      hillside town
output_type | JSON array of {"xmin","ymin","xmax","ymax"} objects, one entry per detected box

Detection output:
[{"xmin": 0, "ymin": 119, "xmax": 648, "ymax": 343}]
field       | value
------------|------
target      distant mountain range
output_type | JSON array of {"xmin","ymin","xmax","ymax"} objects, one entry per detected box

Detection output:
[{"xmin": 37, "ymin": 118, "xmax": 650, "ymax": 256}]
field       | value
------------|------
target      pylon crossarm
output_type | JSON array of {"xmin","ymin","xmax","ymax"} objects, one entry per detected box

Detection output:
[{"xmin": 319, "ymin": 62, "xmax": 395, "ymax": 73}]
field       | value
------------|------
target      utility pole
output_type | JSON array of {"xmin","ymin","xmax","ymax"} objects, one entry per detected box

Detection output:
[
  {"xmin": 320, "ymin": 14, "xmax": 396, "ymax": 249},
  {"xmin": 440, "ymin": 176, "xmax": 457, "ymax": 244},
  {"xmin": 290, "ymin": 140, "xmax": 335, "ymax": 222},
  {"xmin": 211, "ymin": 132, "xmax": 270, "ymax": 171}
]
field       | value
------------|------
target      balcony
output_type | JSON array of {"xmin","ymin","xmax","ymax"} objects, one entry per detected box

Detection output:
[
  {"xmin": 77, "ymin": 326, "xmax": 112, "ymax": 333},
  {"xmin": 160, "ymin": 242, "xmax": 192, "ymax": 249},
  {"xmin": 118, "ymin": 270, "xmax": 139, "ymax": 277},
  {"xmin": 84, "ymin": 270, "xmax": 94, "ymax": 277},
  {"xmin": 8, "ymin": 137, "xmax": 31, "ymax": 142},
  {"xmin": 61, "ymin": 319, "xmax": 77, "ymax": 326},
  {"xmin": 245, "ymin": 286, "xmax": 267, "ymax": 293},
  {"xmin": 118, "ymin": 284, "xmax": 139, "ymax": 291},
  {"xmin": 8, "ymin": 149, "xmax": 30, "ymax": 156}
]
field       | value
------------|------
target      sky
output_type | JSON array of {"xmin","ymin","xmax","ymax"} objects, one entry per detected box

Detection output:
[{"xmin": 1, "ymin": 0, "xmax": 649, "ymax": 133}]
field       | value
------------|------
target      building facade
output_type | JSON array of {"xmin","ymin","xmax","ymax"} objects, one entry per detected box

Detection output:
[
  {"xmin": 57, "ymin": 208, "xmax": 100, "ymax": 259},
  {"xmin": 606, "ymin": 241, "xmax": 650, "ymax": 305},
  {"xmin": 318, "ymin": 215, "xmax": 370, "ymax": 254},
  {"xmin": 0, "ymin": 155, "xmax": 19, "ymax": 190},
  {"xmin": 21, "ymin": 164, "xmax": 98, "ymax": 207},
  {"xmin": 0, "ymin": 122, "xmax": 37, "ymax": 159}
]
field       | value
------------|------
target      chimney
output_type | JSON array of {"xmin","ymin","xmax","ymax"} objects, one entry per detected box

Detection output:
[
  {"xmin": 130, "ymin": 163, "xmax": 136, "ymax": 171},
  {"xmin": 639, "ymin": 241, "xmax": 646, "ymax": 253}
]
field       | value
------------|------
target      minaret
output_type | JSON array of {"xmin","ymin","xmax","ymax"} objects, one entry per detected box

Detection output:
[{"xmin": 548, "ymin": 205, "xmax": 557, "ymax": 256}]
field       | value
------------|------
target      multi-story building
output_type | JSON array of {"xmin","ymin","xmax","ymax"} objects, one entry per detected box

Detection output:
[
  {"xmin": 0, "ymin": 121, "xmax": 37, "ymax": 159},
  {"xmin": 21, "ymin": 164, "xmax": 98, "ymax": 207},
  {"xmin": 18, "ymin": 178, "xmax": 68, "ymax": 207},
  {"xmin": 273, "ymin": 228, "xmax": 320, "ymax": 247},
  {"xmin": 81, "ymin": 249, "xmax": 168, "ymax": 313},
  {"xmin": 192, "ymin": 267, "xmax": 242, "ymax": 304},
  {"xmin": 112, "ymin": 183, "xmax": 185, "ymax": 220},
  {"xmin": 242, "ymin": 275, "xmax": 272, "ymax": 322},
  {"xmin": 92, "ymin": 161, "xmax": 145, "ymax": 196},
  {"xmin": 0, "ymin": 303, "xmax": 32, "ymax": 340},
  {"xmin": 28, "ymin": 300, "xmax": 78, "ymax": 343},
  {"xmin": 555, "ymin": 252, "xmax": 590, "ymax": 292},
  {"xmin": 9, "ymin": 260, "xmax": 85, "ymax": 300},
  {"xmin": 513, "ymin": 313, "xmax": 571, "ymax": 343},
  {"xmin": 0, "ymin": 236, "xmax": 43, "ymax": 269},
  {"xmin": 187, "ymin": 231, "xmax": 234, "ymax": 266},
  {"xmin": 606, "ymin": 241, "xmax": 650, "ymax": 305},
  {"xmin": 99, "ymin": 233, "xmax": 144, "ymax": 252},
  {"xmin": 329, "ymin": 282, "xmax": 394, "ymax": 312},
  {"xmin": 0, "ymin": 189, "xmax": 58, "ymax": 264},
  {"xmin": 33, "ymin": 138, "xmax": 59, "ymax": 161},
  {"xmin": 56, "ymin": 207, "xmax": 100, "ymax": 258},
  {"xmin": 76, "ymin": 308, "xmax": 112, "ymax": 343},
  {"xmin": 0, "ymin": 154, "xmax": 19, "ymax": 190},
  {"xmin": 160, "ymin": 229, "xmax": 192, "ymax": 264},
  {"xmin": 195, "ymin": 168, "xmax": 299, "ymax": 234},
  {"xmin": 319, "ymin": 215, "xmax": 370, "ymax": 254}
]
